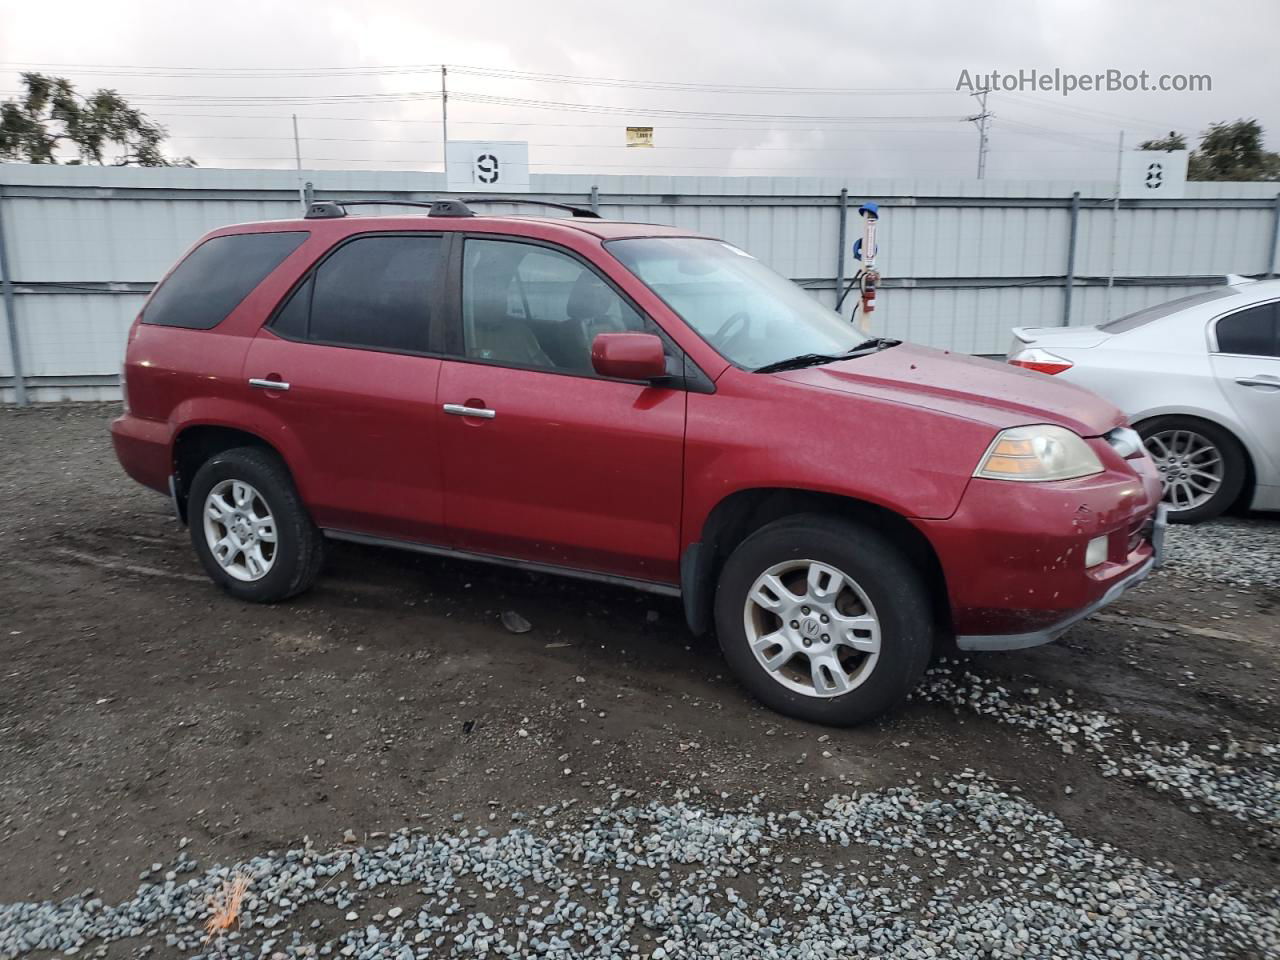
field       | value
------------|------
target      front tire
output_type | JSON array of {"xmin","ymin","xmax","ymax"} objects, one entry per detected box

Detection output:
[
  {"xmin": 1136, "ymin": 416, "xmax": 1245, "ymax": 524},
  {"xmin": 714, "ymin": 515, "xmax": 934, "ymax": 726},
  {"xmin": 187, "ymin": 446, "xmax": 324, "ymax": 602}
]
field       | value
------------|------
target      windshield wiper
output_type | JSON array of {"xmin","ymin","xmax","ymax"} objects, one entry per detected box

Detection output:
[
  {"xmin": 847, "ymin": 336, "xmax": 901, "ymax": 352},
  {"xmin": 753, "ymin": 353, "xmax": 847, "ymax": 373},
  {"xmin": 753, "ymin": 338, "xmax": 902, "ymax": 374}
]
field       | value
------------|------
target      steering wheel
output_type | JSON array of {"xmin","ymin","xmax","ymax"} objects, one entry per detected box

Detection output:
[{"xmin": 717, "ymin": 310, "xmax": 753, "ymax": 352}]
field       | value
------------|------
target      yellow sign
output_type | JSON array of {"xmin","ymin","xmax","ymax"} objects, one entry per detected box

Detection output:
[{"xmin": 626, "ymin": 126, "xmax": 654, "ymax": 148}]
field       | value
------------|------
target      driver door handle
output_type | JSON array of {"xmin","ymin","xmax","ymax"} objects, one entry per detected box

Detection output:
[
  {"xmin": 249, "ymin": 378, "xmax": 290, "ymax": 391},
  {"xmin": 1235, "ymin": 376, "xmax": 1280, "ymax": 390},
  {"xmin": 443, "ymin": 403, "xmax": 496, "ymax": 419}
]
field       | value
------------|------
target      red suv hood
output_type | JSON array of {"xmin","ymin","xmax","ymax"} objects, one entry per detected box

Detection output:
[{"xmin": 778, "ymin": 343, "xmax": 1124, "ymax": 437}]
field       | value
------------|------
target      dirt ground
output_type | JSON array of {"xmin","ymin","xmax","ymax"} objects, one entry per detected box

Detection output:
[{"xmin": 1, "ymin": 403, "xmax": 1277, "ymax": 917}]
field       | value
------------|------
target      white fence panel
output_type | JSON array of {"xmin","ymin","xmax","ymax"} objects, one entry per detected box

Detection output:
[{"xmin": 1, "ymin": 164, "xmax": 1277, "ymax": 401}]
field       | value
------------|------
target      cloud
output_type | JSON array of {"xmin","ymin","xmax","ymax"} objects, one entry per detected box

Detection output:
[{"xmin": 0, "ymin": 0, "xmax": 1275, "ymax": 180}]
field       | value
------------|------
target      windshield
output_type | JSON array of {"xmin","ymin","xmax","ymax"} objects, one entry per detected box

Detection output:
[{"xmin": 606, "ymin": 237, "xmax": 868, "ymax": 369}]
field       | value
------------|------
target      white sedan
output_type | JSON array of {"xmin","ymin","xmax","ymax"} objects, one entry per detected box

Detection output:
[{"xmin": 1007, "ymin": 279, "xmax": 1280, "ymax": 523}]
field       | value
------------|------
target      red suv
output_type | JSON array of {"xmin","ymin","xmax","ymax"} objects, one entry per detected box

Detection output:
[{"xmin": 112, "ymin": 198, "xmax": 1165, "ymax": 725}]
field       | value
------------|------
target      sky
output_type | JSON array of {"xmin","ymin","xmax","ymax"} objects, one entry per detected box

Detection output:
[{"xmin": 1, "ymin": 0, "xmax": 1277, "ymax": 182}]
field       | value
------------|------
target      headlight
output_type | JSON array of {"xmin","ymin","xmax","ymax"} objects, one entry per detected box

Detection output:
[{"xmin": 974, "ymin": 424, "xmax": 1104, "ymax": 482}]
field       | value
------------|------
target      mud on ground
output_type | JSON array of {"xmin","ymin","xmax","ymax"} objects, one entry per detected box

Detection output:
[{"xmin": 0, "ymin": 404, "xmax": 1276, "ymax": 956}]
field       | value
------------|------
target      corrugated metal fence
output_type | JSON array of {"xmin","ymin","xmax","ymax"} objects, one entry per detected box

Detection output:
[{"xmin": 2, "ymin": 163, "xmax": 1278, "ymax": 402}]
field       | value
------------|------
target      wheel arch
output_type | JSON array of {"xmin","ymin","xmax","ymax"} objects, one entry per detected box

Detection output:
[
  {"xmin": 171, "ymin": 424, "xmax": 290, "ymax": 524},
  {"xmin": 1131, "ymin": 410, "xmax": 1257, "ymax": 510},
  {"xmin": 681, "ymin": 487, "xmax": 950, "ymax": 637}
]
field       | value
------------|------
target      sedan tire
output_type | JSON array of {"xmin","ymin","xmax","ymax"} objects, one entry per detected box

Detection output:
[{"xmin": 1136, "ymin": 416, "xmax": 1246, "ymax": 524}]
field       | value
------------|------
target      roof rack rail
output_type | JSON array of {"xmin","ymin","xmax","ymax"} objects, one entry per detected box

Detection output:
[
  {"xmin": 463, "ymin": 197, "xmax": 601, "ymax": 219},
  {"xmin": 302, "ymin": 197, "xmax": 601, "ymax": 220},
  {"xmin": 303, "ymin": 199, "xmax": 469, "ymax": 220}
]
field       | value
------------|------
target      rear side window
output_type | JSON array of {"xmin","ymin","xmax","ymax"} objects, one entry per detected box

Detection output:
[
  {"xmin": 1097, "ymin": 288, "xmax": 1235, "ymax": 334},
  {"xmin": 271, "ymin": 235, "xmax": 442, "ymax": 354},
  {"xmin": 143, "ymin": 231, "xmax": 308, "ymax": 329},
  {"xmin": 1216, "ymin": 302, "xmax": 1280, "ymax": 357}
]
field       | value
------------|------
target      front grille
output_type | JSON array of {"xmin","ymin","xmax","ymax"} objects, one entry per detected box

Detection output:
[{"xmin": 1128, "ymin": 514, "xmax": 1154, "ymax": 554}]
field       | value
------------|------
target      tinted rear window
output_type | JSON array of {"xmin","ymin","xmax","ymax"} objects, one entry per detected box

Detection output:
[
  {"xmin": 1097, "ymin": 288, "xmax": 1235, "ymax": 334},
  {"xmin": 1216, "ymin": 302, "xmax": 1280, "ymax": 357},
  {"xmin": 308, "ymin": 235, "xmax": 439, "ymax": 352},
  {"xmin": 143, "ymin": 231, "xmax": 308, "ymax": 329}
]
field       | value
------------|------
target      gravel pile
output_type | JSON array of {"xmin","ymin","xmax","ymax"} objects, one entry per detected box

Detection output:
[
  {"xmin": 2, "ymin": 776, "xmax": 1278, "ymax": 960},
  {"xmin": 1164, "ymin": 517, "xmax": 1280, "ymax": 589},
  {"xmin": 913, "ymin": 664, "xmax": 1280, "ymax": 833}
]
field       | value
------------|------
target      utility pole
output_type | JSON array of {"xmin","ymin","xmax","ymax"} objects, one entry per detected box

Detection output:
[
  {"xmin": 967, "ymin": 90, "xmax": 992, "ymax": 179},
  {"xmin": 1105, "ymin": 130, "xmax": 1125, "ymax": 321},
  {"xmin": 291, "ymin": 114, "xmax": 306, "ymax": 213},
  {"xmin": 440, "ymin": 64, "xmax": 449, "ymax": 181}
]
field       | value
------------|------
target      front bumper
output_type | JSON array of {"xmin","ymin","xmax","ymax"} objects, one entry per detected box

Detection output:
[
  {"xmin": 914, "ymin": 451, "xmax": 1166, "ymax": 648},
  {"xmin": 955, "ymin": 502, "xmax": 1167, "ymax": 651}
]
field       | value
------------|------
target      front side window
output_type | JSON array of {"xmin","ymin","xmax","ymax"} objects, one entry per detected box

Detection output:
[
  {"xmin": 1215, "ymin": 302, "xmax": 1279, "ymax": 357},
  {"xmin": 461, "ymin": 238, "xmax": 647, "ymax": 373},
  {"xmin": 144, "ymin": 231, "xmax": 307, "ymax": 329},
  {"xmin": 606, "ymin": 237, "xmax": 865, "ymax": 370},
  {"xmin": 271, "ymin": 234, "xmax": 441, "ymax": 353}
]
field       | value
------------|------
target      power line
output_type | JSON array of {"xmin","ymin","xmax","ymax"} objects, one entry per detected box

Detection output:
[
  {"xmin": 148, "ymin": 112, "xmax": 993, "ymax": 135},
  {"xmin": 98, "ymin": 92, "xmax": 442, "ymax": 105},
  {"xmin": 163, "ymin": 132, "xmax": 1107, "ymax": 153},
  {"xmin": 0, "ymin": 61, "xmax": 443, "ymax": 78},
  {"xmin": 449, "ymin": 65, "xmax": 953, "ymax": 96},
  {"xmin": 0, "ymin": 60, "xmax": 953, "ymax": 96},
  {"xmin": 2, "ymin": 84, "xmax": 969, "ymax": 124},
  {"xmin": 999, "ymin": 91, "xmax": 1181, "ymax": 133},
  {"xmin": 998, "ymin": 118, "xmax": 1117, "ymax": 150},
  {"xmin": 450, "ymin": 91, "xmax": 967, "ymax": 124}
]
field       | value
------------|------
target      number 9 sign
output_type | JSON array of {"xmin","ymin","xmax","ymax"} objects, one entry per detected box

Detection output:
[
  {"xmin": 446, "ymin": 141, "xmax": 530, "ymax": 193},
  {"xmin": 476, "ymin": 153, "xmax": 500, "ymax": 184}
]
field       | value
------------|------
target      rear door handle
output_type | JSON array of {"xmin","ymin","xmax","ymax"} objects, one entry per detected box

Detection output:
[
  {"xmin": 249, "ymin": 378, "xmax": 290, "ymax": 391},
  {"xmin": 443, "ymin": 403, "xmax": 496, "ymax": 419},
  {"xmin": 1235, "ymin": 376, "xmax": 1280, "ymax": 390}
]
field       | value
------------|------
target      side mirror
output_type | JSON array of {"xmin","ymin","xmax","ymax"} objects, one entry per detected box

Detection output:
[{"xmin": 591, "ymin": 332, "xmax": 668, "ymax": 381}]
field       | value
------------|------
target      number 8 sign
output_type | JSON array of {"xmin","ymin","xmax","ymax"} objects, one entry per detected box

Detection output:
[{"xmin": 1119, "ymin": 149, "xmax": 1187, "ymax": 199}]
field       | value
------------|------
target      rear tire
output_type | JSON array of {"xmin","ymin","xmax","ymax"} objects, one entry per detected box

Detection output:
[
  {"xmin": 713, "ymin": 514, "xmax": 934, "ymax": 726},
  {"xmin": 187, "ymin": 446, "xmax": 324, "ymax": 602},
  {"xmin": 1136, "ymin": 416, "xmax": 1245, "ymax": 524}
]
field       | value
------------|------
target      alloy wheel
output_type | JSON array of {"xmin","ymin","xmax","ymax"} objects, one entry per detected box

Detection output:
[
  {"xmin": 1144, "ymin": 429, "xmax": 1223, "ymax": 512},
  {"xmin": 742, "ymin": 559, "xmax": 881, "ymax": 698},
  {"xmin": 202, "ymin": 479, "xmax": 277, "ymax": 582}
]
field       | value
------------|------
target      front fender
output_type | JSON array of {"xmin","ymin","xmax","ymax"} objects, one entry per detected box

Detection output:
[{"xmin": 681, "ymin": 386, "xmax": 994, "ymax": 545}]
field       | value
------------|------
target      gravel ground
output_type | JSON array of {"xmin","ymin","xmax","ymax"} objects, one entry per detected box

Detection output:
[
  {"xmin": 3, "ymin": 777, "xmax": 1278, "ymax": 960},
  {"xmin": 1, "ymin": 404, "xmax": 1278, "ymax": 959},
  {"xmin": 1165, "ymin": 516, "xmax": 1280, "ymax": 589},
  {"xmin": 915, "ymin": 663, "xmax": 1280, "ymax": 835}
]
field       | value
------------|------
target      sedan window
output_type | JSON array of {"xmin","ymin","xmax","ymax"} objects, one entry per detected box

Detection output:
[
  {"xmin": 1215, "ymin": 302, "xmax": 1280, "ymax": 357},
  {"xmin": 1098, "ymin": 288, "xmax": 1235, "ymax": 334}
]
